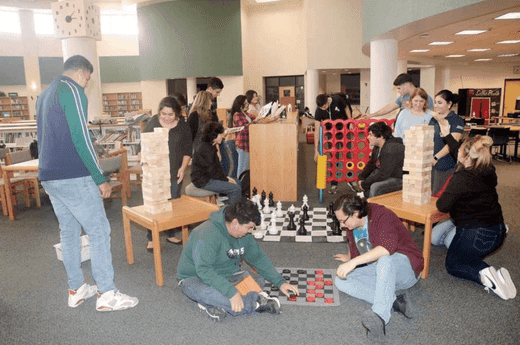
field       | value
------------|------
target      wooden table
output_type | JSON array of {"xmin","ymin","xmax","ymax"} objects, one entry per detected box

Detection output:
[
  {"xmin": 2, "ymin": 159, "xmax": 39, "ymax": 220},
  {"xmin": 368, "ymin": 191, "xmax": 449, "ymax": 279},
  {"xmin": 122, "ymin": 195, "xmax": 220, "ymax": 286}
]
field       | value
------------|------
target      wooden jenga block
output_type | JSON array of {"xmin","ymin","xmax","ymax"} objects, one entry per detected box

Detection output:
[
  {"xmin": 234, "ymin": 275, "xmax": 263, "ymax": 296},
  {"xmin": 144, "ymin": 202, "xmax": 172, "ymax": 214}
]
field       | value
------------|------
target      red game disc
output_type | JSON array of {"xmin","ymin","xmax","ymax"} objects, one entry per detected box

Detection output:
[
  {"xmin": 325, "ymin": 280, "xmax": 333, "ymax": 285},
  {"xmin": 315, "ymin": 284, "xmax": 323, "ymax": 290},
  {"xmin": 316, "ymin": 277, "xmax": 324, "ymax": 282},
  {"xmin": 324, "ymin": 298, "xmax": 334, "ymax": 304},
  {"xmin": 315, "ymin": 270, "xmax": 324, "ymax": 275},
  {"xmin": 308, "ymin": 281, "xmax": 315, "ymax": 285},
  {"xmin": 316, "ymin": 292, "xmax": 324, "ymax": 298},
  {"xmin": 306, "ymin": 296, "xmax": 315, "ymax": 302},
  {"xmin": 307, "ymin": 289, "xmax": 316, "ymax": 294},
  {"xmin": 288, "ymin": 295, "xmax": 297, "ymax": 302}
]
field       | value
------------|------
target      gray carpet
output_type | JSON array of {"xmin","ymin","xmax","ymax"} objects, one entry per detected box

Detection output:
[{"xmin": 1, "ymin": 136, "xmax": 519, "ymax": 344}]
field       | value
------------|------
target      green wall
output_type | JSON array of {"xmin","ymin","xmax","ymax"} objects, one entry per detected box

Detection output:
[
  {"xmin": 39, "ymin": 57, "xmax": 63, "ymax": 85},
  {"xmin": 0, "ymin": 56, "xmax": 26, "ymax": 86},
  {"xmin": 137, "ymin": 0, "xmax": 242, "ymax": 80},
  {"xmin": 362, "ymin": 0, "xmax": 487, "ymax": 44},
  {"xmin": 99, "ymin": 56, "xmax": 141, "ymax": 83}
]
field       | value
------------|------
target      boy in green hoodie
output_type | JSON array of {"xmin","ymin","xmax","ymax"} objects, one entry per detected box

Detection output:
[{"xmin": 177, "ymin": 198, "xmax": 299, "ymax": 321}]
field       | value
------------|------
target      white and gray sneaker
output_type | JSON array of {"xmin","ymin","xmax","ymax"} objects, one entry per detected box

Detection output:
[
  {"xmin": 255, "ymin": 291, "xmax": 281, "ymax": 314},
  {"xmin": 96, "ymin": 290, "xmax": 139, "ymax": 312},
  {"xmin": 68, "ymin": 283, "xmax": 98, "ymax": 308},
  {"xmin": 198, "ymin": 303, "xmax": 227, "ymax": 321},
  {"xmin": 480, "ymin": 266, "xmax": 516, "ymax": 300}
]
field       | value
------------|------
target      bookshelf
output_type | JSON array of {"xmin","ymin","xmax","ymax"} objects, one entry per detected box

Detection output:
[
  {"xmin": 89, "ymin": 123, "xmax": 141, "ymax": 159},
  {"xmin": 102, "ymin": 92, "xmax": 143, "ymax": 117},
  {"xmin": 0, "ymin": 96, "xmax": 30, "ymax": 120},
  {"xmin": 0, "ymin": 124, "xmax": 37, "ymax": 150}
]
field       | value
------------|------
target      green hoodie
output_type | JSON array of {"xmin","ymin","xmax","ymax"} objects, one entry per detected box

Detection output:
[{"xmin": 177, "ymin": 208, "xmax": 285, "ymax": 298}]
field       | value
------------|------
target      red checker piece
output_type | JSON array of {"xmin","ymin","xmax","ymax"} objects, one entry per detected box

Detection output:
[
  {"xmin": 306, "ymin": 296, "xmax": 316, "ymax": 303},
  {"xmin": 288, "ymin": 295, "xmax": 297, "ymax": 302},
  {"xmin": 325, "ymin": 280, "xmax": 333, "ymax": 285},
  {"xmin": 316, "ymin": 292, "xmax": 324, "ymax": 298},
  {"xmin": 324, "ymin": 298, "xmax": 334, "ymax": 304},
  {"xmin": 316, "ymin": 277, "xmax": 324, "ymax": 282},
  {"xmin": 315, "ymin": 284, "xmax": 324, "ymax": 290},
  {"xmin": 307, "ymin": 289, "xmax": 316, "ymax": 294},
  {"xmin": 315, "ymin": 270, "xmax": 324, "ymax": 275},
  {"xmin": 308, "ymin": 281, "xmax": 315, "ymax": 286}
]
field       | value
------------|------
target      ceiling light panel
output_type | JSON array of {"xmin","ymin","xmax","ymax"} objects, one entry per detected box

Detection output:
[
  {"xmin": 429, "ymin": 41, "xmax": 454, "ymax": 45},
  {"xmin": 494, "ymin": 12, "xmax": 520, "ymax": 20},
  {"xmin": 455, "ymin": 30, "xmax": 488, "ymax": 35}
]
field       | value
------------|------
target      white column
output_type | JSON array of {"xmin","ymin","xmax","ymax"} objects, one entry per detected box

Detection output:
[
  {"xmin": 419, "ymin": 67, "xmax": 436, "ymax": 97},
  {"xmin": 305, "ymin": 69, "xmax": 319, "ymax": 115},
  {"xmin": 19, "ymin": 9, "xmax": 41, "ymax": 119},
  {"xmin": 369, "ymin": 39, "xmax": 398, "ymax": 115},
  {"xmin": 186, "ymin": 77, "xmax": 197, "ymax": 104},
  {"xmin": 62, "ymin": 38, "xmax": 102, "ymax": 119}
]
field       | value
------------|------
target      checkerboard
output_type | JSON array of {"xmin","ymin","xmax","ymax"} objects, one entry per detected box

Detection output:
[
  {"xmin": 263, "ymin": 267, "xmax": 340, "ymax": 307},
  {"xmin": 253, "ymin": 207, "xmax": 346, "ymax": 243}
]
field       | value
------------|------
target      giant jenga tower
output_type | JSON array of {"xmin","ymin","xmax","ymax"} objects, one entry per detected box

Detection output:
[
  {"xmin": 402, "ymin": 124, "xmax": 435, "ymax": 205},
  {"xmin": 140, "ymin": 127, "xmax": 172, "ymax": 214}
]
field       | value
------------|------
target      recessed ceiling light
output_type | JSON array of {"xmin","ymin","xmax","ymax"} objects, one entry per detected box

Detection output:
[
  {"xmin": 419, "ymin": 34, "xmax": 429, "ymax": 38},
  {"xmin": 474, "ymin": 58, "xmax": 492, "ymax": 61},
  {"xmin": 255, "ymin": 0, "xmax": 280, "ymax": 3},
  {"xmin": 497, "ymin": 40, "xmax": 520, "ymax": 44},
  {"xmin": 446, "ymin": 55, "xmax": 465, "ymax": 58},
  {"xmin": 467, "ymin": 48, "xmax": 491, "ymax": 52},
  {"xmin": 429, "ymin": 41, "xmax": 453, "ymax": 46},
  {"xmin": 410, "ymin": 49, "xmax": 430, "ymax": 53},
  {"xmin": 455, "ymin": 30, "xmax": 488, "ymax": 35},
  {"xmin": 498, "ymin": 54, "xmax": 519, "ymax": 57},
  {"xmin": 495, "ymin": 12, "xmax": 520, "ymax": 20}
]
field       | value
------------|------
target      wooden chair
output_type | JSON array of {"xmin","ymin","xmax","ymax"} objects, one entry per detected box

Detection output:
[
  {"xmin": 184, "ymin": 182, "xmax": 217, "ymax": 204},
  {"xmin": 4, "ymin": 149, "xmax": 41, "ymax": 210},
  {"xmin": 100, "ymin": 149, "xmax": 129, "ymax": 206}
]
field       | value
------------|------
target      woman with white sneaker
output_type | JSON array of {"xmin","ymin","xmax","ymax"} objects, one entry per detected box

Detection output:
[{"xmin": 435, "ymin": 117, "xmax": 516, "ymax": 300}]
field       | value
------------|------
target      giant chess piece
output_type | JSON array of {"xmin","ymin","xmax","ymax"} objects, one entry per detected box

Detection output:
[
  {"xmin": 327, "ymin": 202, "xmax": 335, "ymax": 218},
  {"xmin": 297, "ymin": 217, "xmax": 307, "ymax": 236},
  {"xmin": 302, "ymin": 204, "xmax": 310, "ymax": 221},
  {"xmin": 287, "ymin": 211, "xmax": 297, "ymax": 231},
  {"xmin": 332, "ymin": 216, "xmax": 342, "ymax": 236},
  {"xmin": 261, "ymin": 190, "xmax": 267, "ymax": 206},
  {"xmin": 263, "ymin": 198, "xmax": 271, "ymax": 214},
  {"xmin": 252, "ymin": 187, "xmax": 258, "ymax": 197},
  {"xmin": 268, "ymin": 191, "xmax": 275, "ymax": 207}
]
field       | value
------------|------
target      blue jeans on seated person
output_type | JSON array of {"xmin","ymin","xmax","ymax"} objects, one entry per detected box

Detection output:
[
  {"xmin": 364, "ymin": 177, "xmax": 403, "ymax": 198},
  {"xmin": 432, "ymin": 219, "xmax": 456, "ymax": 248},
  {"xmin": 236, "ymin": 148, "xmax": 250, "ymax": 180},
  {"xmin": 202, "ymin": 178, "xmax": 242, "ymax": 206},
  {"xmin": 179, "ymin": 271, "xmax": 265, "ymax": 316},
  {"xmin": 334, "ymin": 253, "xmax": 419, "ymax": 324},
  {"xmin": 445, "ymin": 223, "xmax": 505, "ymax": 285},
  {"xmin": 42, "ymin": 176, "xmax": 116, "ymax": 293}
]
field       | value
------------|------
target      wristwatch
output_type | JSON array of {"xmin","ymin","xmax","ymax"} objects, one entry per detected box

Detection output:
[{"xmin": 434, "ymin": 156, "xmax": 438, "ymax": 161}]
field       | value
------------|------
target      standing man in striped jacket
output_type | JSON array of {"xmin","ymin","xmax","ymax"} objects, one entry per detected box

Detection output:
[{"xmin": 37, "ymin": 55, "xmax": 138, "ymax": 312}]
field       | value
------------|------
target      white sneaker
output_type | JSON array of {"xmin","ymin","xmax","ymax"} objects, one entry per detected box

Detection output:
[
  {"xmin": 498, "ymin": 267, "xmax": 517, "ymax": 300},
  {"xmin": 480, "ymin": 266, "xmax": 512, "ymax": 300},
  {"xmin": 68, "ymin": 283, "xmax": 98, "ymax": 308},
  {"xmin": 96, "ymin": 290, "xmax": 139, "ymax": 312}
]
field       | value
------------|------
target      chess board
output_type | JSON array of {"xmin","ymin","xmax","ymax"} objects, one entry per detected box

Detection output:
[
  {"xmin": 253, "ymin": 207, "xmax": 346, "ymax": 243},
  {"xmin": 263, "ymin": 267, "xmax": 340, "ymax": 307}
]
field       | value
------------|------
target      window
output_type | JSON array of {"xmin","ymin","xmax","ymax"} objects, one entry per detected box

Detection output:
[
  {"xmin": 100, "ymin": 6, "xmax": 138, "ymax": 35},
  {"xmin": 33, "ymin": 10, "xmax": 53, "ymax": 35},
  {"xmin": 264, "ymin": 75, "xmax": 305, "ymax": 111},
  {"xmin": 0, "ymin": 7, "xmax": 21, "ymax": 34}
]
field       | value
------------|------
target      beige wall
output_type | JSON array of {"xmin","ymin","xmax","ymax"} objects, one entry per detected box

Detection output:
[{"xmin": 305, "ymin": 0, "xmax": 369, "ymax": 70}]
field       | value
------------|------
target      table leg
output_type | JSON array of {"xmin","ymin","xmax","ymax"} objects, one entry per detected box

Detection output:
[
  {"xmin": 3, "ymin": 170, "xmax": 15, "ymax": 221},
  {"xmin": 421, "ymin": 218, "xmax": 433, "ymax": 279},
  {"xmin": 122, "ymin": 208, "xmax": 134, "ymax": 265},
  {"xmin": 181, "ymin": 225, "xmax": 189, "ymax": 246},
  {"xmin": 152, "ymin": 227, "xmax": 164, "ymax": 286}
]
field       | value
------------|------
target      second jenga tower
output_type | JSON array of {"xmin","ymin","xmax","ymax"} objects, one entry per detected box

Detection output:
[
  {"xmin": 140, "ymin": 127, "xmax": 172, "ymax": 214},
  {"xmin": 402, "ymin": 124, "xmax": 434, "ymax": 205}
]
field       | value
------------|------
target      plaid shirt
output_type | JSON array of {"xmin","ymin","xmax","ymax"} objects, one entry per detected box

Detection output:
[{"xmin": 233, "ymin": 111, "xmax": 251, "ymax": 152}]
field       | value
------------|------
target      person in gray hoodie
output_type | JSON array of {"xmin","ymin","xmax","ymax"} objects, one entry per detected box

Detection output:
[
  {"xmin": 358, "ymin": 121, "xmax": 405, "ymax": 198},
  {"xmin": 177, "ymin": 198, "xmax": 299, "ymax": 321}
]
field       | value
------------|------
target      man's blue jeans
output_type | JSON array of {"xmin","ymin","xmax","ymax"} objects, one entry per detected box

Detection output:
[
  {"xmin": 42, "ymin": 176, "xmax": 116, "ymax": 293},
  {"xmin": 203, "ymin": 178, "xmax": 242, "ymax": 206},
  {"xmin": 179, "ymin": 271, "xmax": 265, "ymax": 316},
  {"xmin": 364, "ymin": 177, "xmax": 402, "ymax": 198},
  {"xmin": 236, "ymin": 148, "xmax": 250, "ymax": 180},
  {"xmin": 334, "ymin": 253, "xmax": 419, "ymax": 324}
]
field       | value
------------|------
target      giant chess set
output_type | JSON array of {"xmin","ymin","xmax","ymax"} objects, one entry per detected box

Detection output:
[{"xmin": 250, "ymin": 189, "xmax": 346, "ymax": 243}]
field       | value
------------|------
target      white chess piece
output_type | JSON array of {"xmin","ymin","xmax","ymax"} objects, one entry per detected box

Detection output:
[
  {"xmin": 268, "ymin": 210, "xmax": 277, "ymax": 235},
  {"xmin": 289, "ymin": 204, "xmax": 296, "ymax": 214},
  {"xmin": 260, "ymin": 213, "xmax": 267, "ymax": 230},
  {"xmin": 276, "ymin": 201, "xmax": 283, "ymax": 218},
  {"xmin": 263, "ymin": 198, "xmax": 271, "ymax": 214},
  {"xmin": 302, "ymin": 195, "xmax": 309, "ymax": 208}
]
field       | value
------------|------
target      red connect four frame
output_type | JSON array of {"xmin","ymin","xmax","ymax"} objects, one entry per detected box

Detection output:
[{"xmin": 321, "ymin": 119, "xmax": 394, "ymax": 183}]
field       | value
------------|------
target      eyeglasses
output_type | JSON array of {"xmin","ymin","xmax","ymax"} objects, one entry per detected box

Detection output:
[{"xmin": 337, "ymin": 214, "xmax": 351, "ymax": 224}]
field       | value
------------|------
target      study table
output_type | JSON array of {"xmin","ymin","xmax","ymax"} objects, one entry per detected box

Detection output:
[
  {"xmin": 2, "ymin": 159, "xmax": 39, "ymax": 220},
  {"xmin": 122, "ymin": 195, "xmax": 220, "ymax": 286},
  {"xmin": 464, "ymin": 124, "xmax": 520, "ymax": 161},
  {"xmin": 367, "ymin": 191, "xmax": 450, "ymax": 279}
]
